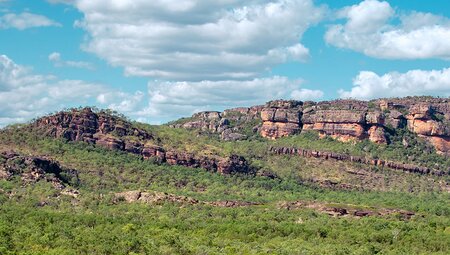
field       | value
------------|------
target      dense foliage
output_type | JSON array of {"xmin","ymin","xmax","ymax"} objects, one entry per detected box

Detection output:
[{"xmin": 0, "ymin": 120, "xmax": 449, "ymax": 254}]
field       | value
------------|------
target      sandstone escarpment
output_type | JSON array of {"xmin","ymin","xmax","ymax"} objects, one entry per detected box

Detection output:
[
  {"xmin": 405, "ymin": 103, "xmax": 450, "ymax": 155},
  {"xmin": 269, "ymin": 146, "xmax": 447, "ymax": 176},
  {"xmin": 170, "ymin": 97, "xmax": 449, "ymax": 154},
  {"xmin": 142, "ymin": 145, "xmax": 251, "ymax": 174},
  {"xmin": 34, "ymin": 107, "xmax": 152, "ymax": 152},
  {"xmin": 33, "ymin": 109, "xmax": 253, "ymax": 175},
  {"xmin": 260, "ymin": 100, "xmax": 303, "ymax": 139},
  {"xmin": 301, "ymin": 100, "xmax": 387, "ymax": 143},
  {"xmin": 170, "ymin": 105, "xmax": 263, "ymax": 141}
]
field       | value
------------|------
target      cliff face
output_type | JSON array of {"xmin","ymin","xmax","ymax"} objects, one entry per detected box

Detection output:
[
  {"xmin": 260, "ymin": 100, "xmax": 303, "ymax": 139},
  {"xmin": 173, "ymin": 97, "xmax": 450, "ymax": 155},
  {"xmin": 405, "ymin": 103, "xmax": 450, "ymax": 155},
  {"xmin": 34, "ymin": 108, "xmax": 152, "ymax": 152},
  {"xmin": 170, "ymin": 106, "xmax": 263, "ymax": 141},
  {"xmin": 269, "ymin": 146, "xmax": 446, "ymax": 176},
  {"xmin": 33, "ymin": 108, "xmax": 252, "ymax": 175}
]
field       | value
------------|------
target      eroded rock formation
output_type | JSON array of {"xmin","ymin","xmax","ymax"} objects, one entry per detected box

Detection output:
[
  {"xmin": 260, "ymin": 100, "xmax": 303, "ymax": 139},
  {"xmin": 115, "ymin": 190, "xmax": 261, "ymax": 207},
  {"xmin": 301, "ymin": 101, "xmax": 386, "ymax": 143},
  {"xmin": 171, "ymin": 97, "xmax": 449, "ymax": 155},
  {"xmin": 406, "ymin": 103, "xmax": 450, "ymax": 155},
  {"xmin": 34, "ymin": 107, "xmax": 152, "ymax": 152},
  {"xmin": 0, "ymin": 151, "xmax": 79, "ymax": 189},
  {"xmin": 278, "ymin": 200, "xmax": 415, "ymax": 219},
  {"xmin": 269, "ymin": 146, "xmax": 447, "ymax": 176},
  {"xmin": 33, "ymin": 108, "xmax": 252, "ymax": 175},
  {"xmin": 170, "ymin": 105, "xmax": 263, "ymax": 141},
  {"xmin": 142, "ymin": 145, "xmax": 251, "ymax": 175},
  {"xmin": 115, "ymin": 190, "xmax": 199, "ymax": 205}
]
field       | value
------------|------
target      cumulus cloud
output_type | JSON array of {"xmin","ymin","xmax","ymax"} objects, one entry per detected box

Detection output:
[
  {"xmin": 68, "ymin": 0, "xmax": 325, "ymax": 81},
  {"xmin": 339, "ymin": 68, "xmax": 450, "ymax": 100},
  {"xmin": 141, "ymin": 77, "xmax": 323, "ymax": 120},
  {"xmin": 48, "ymin": 52, "xmax": 95, "ymax": 70},
  {"xmin": 291, "ymin": 88, "xmax": 324, "ymax": 101},
  {"xmin": 0, "ymin": 54, "xmax": 323, "ymax": 126},
  {"xmin": 0, "ymin": 12, "xmax": 61, "ymax": 30},
  {"xmin": 0, "ymin": 55, "xmax": 144, "ymax": 127},
  {"xmin": 325, "ymin": 0, "xmax": 450, "ymax": 60}
]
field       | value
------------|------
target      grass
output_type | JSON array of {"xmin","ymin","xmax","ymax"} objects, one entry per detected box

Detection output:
[{"xmin": 0, "ymin": 118, "xmax": 449, "ymax": 254}]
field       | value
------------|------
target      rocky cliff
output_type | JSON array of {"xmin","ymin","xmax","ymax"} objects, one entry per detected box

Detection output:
[
  {"xmin": 269, "ymin": 146, "xmax": 447, "ymax": 176},
  {"xmin": 169, "ymin": 105, "xmax": 263, "ymax": 141},
  {"xmin": 173, "ymin": 97, "xmax": 450, "ymax": 155},
  {"xmin": 32, "ymin": 108, "xmax": 252, "ymax": 175},
  {"xmin": 0, "ymin": 151, "xmax": 79, "ymax": 189},
  {"xmin": 260, "ymin": 100, "xmax": 303, "ymax": 139}
]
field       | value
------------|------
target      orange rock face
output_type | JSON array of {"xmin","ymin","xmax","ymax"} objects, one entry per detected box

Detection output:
[
  {"xmin": 368, "ymin": 126, "xmax": 387, "ymax": 144},
  {"xmin": 423, "ymin": 136, "xmax": 450, "ymax": 156},
  {"xmin": 260, "ymin": 122, "xmax": 301, "ymax": 140},
  {"xmin": 405, "ymin": 103, "xmax": 450, "ymax": 154},
  {"xmin": 408, "ymin": 119, "xmax": 447, "ymax": 136},
  {"xmin": 260, "ymin": 100, "xmax": 302, "ymax": 139},
  {"xmin": 303, "ymin": 123, "xmax": 366, "ymax": 142}
]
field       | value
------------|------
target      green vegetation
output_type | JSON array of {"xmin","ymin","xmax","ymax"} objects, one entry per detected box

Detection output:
[{"xmin": 0, "ymin": 118, "xmax": 449, "ymax": 254}]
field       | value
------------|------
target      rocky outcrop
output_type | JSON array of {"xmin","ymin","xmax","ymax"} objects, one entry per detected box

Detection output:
[
  {"xmin": 278, "ymin": 200, "xmax": 415, "ymax": 219},
  {"xmin": 33, "ymin": 108, "xmax": 253, "ymax": 175},
  {"xmin": 170, "ymin": 97, "xmax": 449, "ymax": 154},
  {"xmin": 0, "ymin": 151, "xmax": 79, "ymax": 189},
  {"xmin": 34, "ymin": 107, "xmax": 152, "ymax": 147},
  {"xmin": 170, "ymin": 105, "xmax": 263, "ymax": 141},
  {"xmin": 115, "ymin": 190, "xmax": 199, "ymax": 205},
  {"xmin": 260, "ymin": 100, "xmax": 303, "ymax": 139},
  {"xmin": 302, "ymin": 101, "xmax": 387, "ymax": 143},
  {"xmin": 142, "ymin": 145, "xmax": 251, "ymax": 175},
  {"xmin": 405, "ymin": 103, "xmax": 450, "ymax": 155},
  {"xmin": 269, "ymin": 146, "xmax": 447, "ymax": 176},
  {"xmin": 115, "ymin": 190, "xmax": 261, "ymax": 208},
  {"xmin": 206, "ymin": 201, "xmax": 261, "ymax": 207}
]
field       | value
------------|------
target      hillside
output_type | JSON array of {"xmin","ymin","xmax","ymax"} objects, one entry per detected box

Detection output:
[{"xmin": 0, "ymin": 96, "xmax": 449, "ymax": 254}]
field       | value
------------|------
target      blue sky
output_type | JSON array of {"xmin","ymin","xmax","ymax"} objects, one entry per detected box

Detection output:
[{"xmin": 0, "ymin": 0, "xmax": 450, "ymax": 126}]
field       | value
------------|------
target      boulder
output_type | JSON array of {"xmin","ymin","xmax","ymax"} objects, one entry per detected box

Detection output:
[
  {"xmin": 221, "ymin": 129, "xmax": 247, "ymax": 141},
  {"xmin": 368, "ymin": 126, "xmax": 387, "ymax": 144}
]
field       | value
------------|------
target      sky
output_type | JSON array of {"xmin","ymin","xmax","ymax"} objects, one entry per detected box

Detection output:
[{"xmin": 0, "ymin": 0, "xmax": 450, "ymax": 126}]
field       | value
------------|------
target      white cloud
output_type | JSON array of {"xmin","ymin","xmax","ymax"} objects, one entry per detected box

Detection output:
[
  {"xmin": 0, "ymin": 55, "xmax": 144, "ymax": 127},
  {"xmin": 141, "ymin": 76, "xmax": 323, "ymax": 120},
  {"xmin": 48, "ymin": 52, "xmax": 95, "ymax": 70},
  {"xmin": 68, "ymin": 0, "xmax": 325, "ymax": 81},
  {"xmin": 290, "ymin": 88, "xmax": 324, "ymax": 101},
  {"xmin": 339, "ymin": 68, "xmax": 450, "ymax": 100},
  {"xmin": 325, "ymin": 0, "xmax": 450, "ymax": 60},
  {"xmin": 0, "ymin": 12, "xmax": 61, "ymax": 30},
  {"xmin": 0, "ymin": 54, "xmax": 322, "ymax": 126}
]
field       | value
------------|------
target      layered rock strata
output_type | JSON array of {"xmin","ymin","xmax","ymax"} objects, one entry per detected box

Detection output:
[
  {"xmin": 33, "ymin": 108, "xmax": 252, "ymax": 175},
  {"xmin": 406, "ymin": 103, "xmax": 450, "ymax": 155},
  {"xmin": 260, "ymin": 100, "xmax": 303, "ymax": 139},
  {"xmin": 173, "ymin": 97, "xmax": 449, "ymax": 155},
  {"xmin": 34, "ymin": 107, "xmax": 152, "ymax": 152},
  {"xmin": 269, "ymin": 146, "xmax": 447, "ymax": 176},
  {"xmin": 261, "ymin": 98, "xmax": 449, "ymax": 154},
  {"xmin": 142, "ymin": 145, "xmax": 250, "ymax": 174}
]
